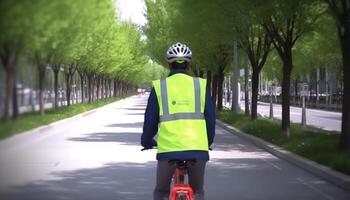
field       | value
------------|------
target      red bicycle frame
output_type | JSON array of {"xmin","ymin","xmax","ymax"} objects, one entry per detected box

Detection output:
[{"xmin": 170, "ymin": 160, "xmax": 194, "ymax": 200}]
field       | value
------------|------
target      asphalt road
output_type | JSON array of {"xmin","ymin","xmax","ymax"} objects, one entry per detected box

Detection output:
[
  {"xmin": 0, "ymin": 95, "xmax": 349, "ymax": 200},
  {"xmin": 225, "ymin": 100, "xmax": 342, "ymax": 132}
]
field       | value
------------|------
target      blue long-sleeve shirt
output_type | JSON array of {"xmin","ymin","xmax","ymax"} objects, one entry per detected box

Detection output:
[{"xmin": 141, "ymin": 69, "xmax": 216, "ymax": 160}]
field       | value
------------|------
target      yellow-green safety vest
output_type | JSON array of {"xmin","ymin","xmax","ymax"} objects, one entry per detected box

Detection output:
[{"xmin": 152, "ymin": 73, "xmax": 208, "ymax": 154}]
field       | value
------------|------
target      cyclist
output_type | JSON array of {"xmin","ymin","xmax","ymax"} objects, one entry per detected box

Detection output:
[{"xmin": 141, "ymin": 42, "xmax": 215, "ymax": 200}]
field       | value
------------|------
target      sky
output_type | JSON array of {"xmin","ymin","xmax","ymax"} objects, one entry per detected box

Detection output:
[{"xmin": 116, "ymin": 0, "xmax": 147, "ymax": 26}]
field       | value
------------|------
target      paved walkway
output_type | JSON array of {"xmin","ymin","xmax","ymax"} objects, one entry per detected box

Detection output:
[{"xmin": 0, "ymin": 95, "xmax": 349, "ymax": 199}]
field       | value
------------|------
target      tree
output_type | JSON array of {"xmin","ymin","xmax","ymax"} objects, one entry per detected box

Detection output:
[
  {"xmin": 242, "ymin": 24, "xmax": 271, "ymax": 120},
  {"xmin": 0, "ymin": 0, "xmax": 177, "ymax": 123},
  {"xmin": 222, "ymin": 0, "xmax": 272, "ymax": 119},
  {"xmin": 325, "ymin": 0, "xmax": 350, "ymax": 152},
  {"xmin": 144, "ymin": 0, "xmax": 173, "ymax": 66},
  {"xmin": 262, "ymin": 0, "xmax": 324, "ymax": 135},
  {"xmin": 145, "ymin": 0, "xmax": 234, "ymax": 110},
  {"xmin": 0, "ymin": 0, "xmax": 31, "ymax": 120},
  {"xmin": 26, "ymin": 0, "xmax": 72, "ymax": 114}
]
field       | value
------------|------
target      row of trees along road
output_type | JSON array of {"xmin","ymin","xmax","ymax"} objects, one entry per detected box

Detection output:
[
  {"xmin": 0, "ymin": 0, "xmax": 165, "ymax": 120},
  {"xmin": 144, "ymin": 0, "xmax": 350, "ymax": 152}
]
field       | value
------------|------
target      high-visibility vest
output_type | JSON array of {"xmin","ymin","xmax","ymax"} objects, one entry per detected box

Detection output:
[{"xmin": 152, "ymin": 73, "xmax": 208, "ymax": 153}]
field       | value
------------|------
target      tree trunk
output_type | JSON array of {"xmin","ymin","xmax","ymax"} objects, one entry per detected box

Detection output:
[
  {"xmin": 104, "ymin": 78, "xmax": 108, "ymax": 99},
  {"xmin": 103, "ymin": 79, "xmax": 106, "ymax": 98},
  {"xmin": 244, "ymin": 55, "xmax": 250, "ymax": 116},
  {"xmin": 316, "ymin": 66, "xmax": 320, "ymax": 108},
  {"xmin": 217, "ymin": 68, "xmax": 224, "ymax": 111},
  {"xmin": 96, "ymin": 76, "xmax": 100, "ymax": 100},
  {"xmin": 339, "ymin": 27, "xmax": 350, "ymax": 152},
  {"xmin": 227, "ymin": 76, "xmax": 231, "ymax": 103},
  {"xmin": 4, "ymin": 69, "xmax": 15, "ymax": 120},
  {"xmin": 85, "ymin": 75, "xmax": 88, "ymax": 101},
  {"xmin": 119, "ymin": 82, "xmax": 124, "ymax": 95},
  {"xmin": 108, "ymin": 79, "xmax": 111, "ymax": 98},
  {"xmin": 212, "ymin": 74, "xmax": 218, "ymax": 108},
  {"xmin": 102, "ymin": 78, "xmax": 104, "ymax": 99},
  {"xmin": 101, "ymin": 78, "xmax": 105, "ymax": 99},
  {"xmin": 103, "ymin": 78, "xmax": 106, "ymax": 98},
  {"xmin": 93, "ymin": 76, "xmax": 96, "ymax": 102},
  {"xmin": 281, "ymin": 56, "xmax": 293, "ymax": 136},
  {"xmin": 52, "ymin": 65, "xmax": 60, "ymax": 109},
  {"xmin": 78, "ymin": 70, "xmax": 85, "ymax": 103},
  {"xmin": 120, "ymin": 82, "xmax": 124, "ymax": 95},
  {"xmin": 206, "ymin": 70, "xmax": 212, "ymax": 95},
  {"xmin": 38, "ymin": 64, "xmax": 46, "ymax": 115},
  {"xmin": 65, "ymin": 74, "xmax": 71, "ymax": 106},
  {"xmin": 231, "ymin": 40, "xmax": 241, "ymax": 113},
  {"xmin": 116, "ymin": 80, "xmax": 120, "ymax": 96},
  {"xmin": 108, "ymin": 79, "xmax": 112, "ymax": 98},
  {"xmin": 122, "ymin": 83, "xmax": 126, "ymax": 95},
  {"xmin": 124, "ymin": 83, "xmax": 128, "ymax": 95},
  {"xmin": 1, "ymin": 48, "xmax": 16, "ymax": 120},
  {"xmin": 65, "ymin": 64, "xmax": 77, "ymax": 106},
  {"xmin": 105, "ymin": 79, "xmax": 108, "ymax": 98},
  {"xmin": 12, "ymin": 71, "xmax": 18, "ymax": 119},
  {"xmin": 113, "ymin": 79, "xmax": 117, "ymax": 97},
  {"xmin": 87, "ymin": 73, "xmax": 93, "ymax": 103},
  {"xmin": 251, "ymin": 70, "xmax": 260, "ymax": 120}
]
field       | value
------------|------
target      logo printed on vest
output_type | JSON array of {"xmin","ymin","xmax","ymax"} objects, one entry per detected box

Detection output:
[{"xmin": 172, "ymin": 100, "xmax": 190, "ymax": 106}]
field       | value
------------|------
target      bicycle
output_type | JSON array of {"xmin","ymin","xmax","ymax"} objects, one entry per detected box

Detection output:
[
  {"xmin": 169, "ymin": 159, "xmax": 195, "ymax": 200},
  {"xmin": 142, "ymin": 147, "xmax": 212, "ymax": 200}
]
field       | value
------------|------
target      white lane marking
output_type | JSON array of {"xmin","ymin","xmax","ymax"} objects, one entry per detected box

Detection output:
[{"xmin": 296, "ymin": 177, "xmax": 335, "ymax": 200}]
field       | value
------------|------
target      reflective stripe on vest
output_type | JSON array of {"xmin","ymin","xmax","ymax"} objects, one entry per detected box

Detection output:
[{"xmin": 159, "ymin": 77, "xmax": 204, "ymax": 122}]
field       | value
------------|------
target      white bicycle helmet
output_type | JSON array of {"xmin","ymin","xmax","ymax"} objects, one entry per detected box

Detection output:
[{"xmin": 166, "ymin": 42, "xmax": 192, "ymax": 63}]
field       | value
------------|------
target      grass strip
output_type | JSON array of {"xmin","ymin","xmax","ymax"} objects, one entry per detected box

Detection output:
[
  {"xmin": 217, "ymin": 110, "xmax": 350, "ymax": 176},
  {"xmin": 0, "ymin": 96, "xmax": 128, "ymax": 140}
]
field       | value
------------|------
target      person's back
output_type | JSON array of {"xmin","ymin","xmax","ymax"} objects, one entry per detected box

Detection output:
[{"xmin": 141, "ymin": 43, "xmax": 216, "ymax": 200}]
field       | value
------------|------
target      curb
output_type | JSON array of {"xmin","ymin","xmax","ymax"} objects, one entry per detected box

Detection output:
[{"xmin": 216, "ymin": 120, "xmax": 350, "ymax": 191}]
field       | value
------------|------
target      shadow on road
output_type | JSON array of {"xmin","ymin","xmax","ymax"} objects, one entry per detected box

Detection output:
[
  {"xmin": 67, "ymin": 132, "xmax": 141, "ymax": 146},
  {"xmin": 105, "ymin": 122, "xmax": 144, "ymax": 128},
  {"xmin": 123, "ymin": 108, "xmax": 146, "ymax": 111},
  {"xmin": 213, "ymin": 128, "xmax": 263, "ymax": 153},
  {"xmin": 2, "ymin": 156, "xmax": 339, "ymax": 200},
  {"xmin": 134, "ymin": 104, "xmax": 147, "ymax": 107},
  {"xmin": 0, "ymin": 162, "xmax": 156, "ymax": 200}
]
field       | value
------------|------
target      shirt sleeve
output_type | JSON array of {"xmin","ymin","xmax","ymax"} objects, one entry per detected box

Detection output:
[
  {"xmin": 204, "ymin": 89, "xmax": 216, "ymax": 146},
  {"xmin": 141, "ymin": 88, "xmax": 159, "ymax": 148}
]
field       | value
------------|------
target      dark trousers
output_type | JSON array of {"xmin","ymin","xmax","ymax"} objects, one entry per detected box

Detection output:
[{"xmin": 153, "ymin": 160, "xmax": 206, "ymax": 200}]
